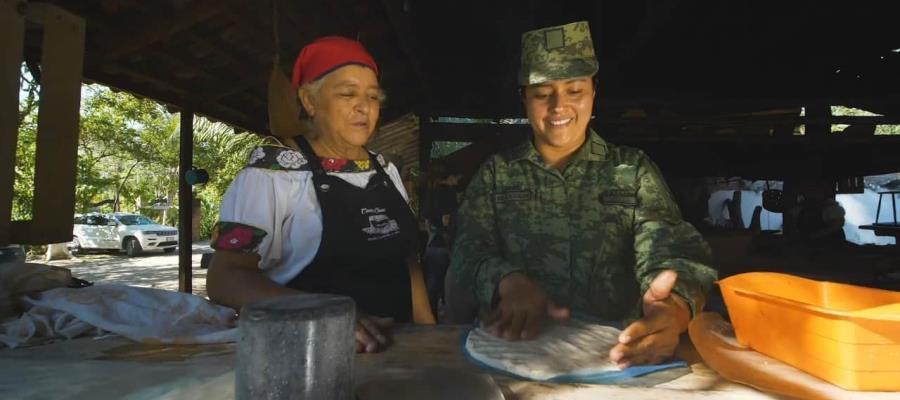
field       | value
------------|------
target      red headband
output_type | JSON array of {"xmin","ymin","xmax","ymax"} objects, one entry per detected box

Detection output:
[{"xmin": 291, "ymin": 36, "xmax": 379, "ymax": 89}]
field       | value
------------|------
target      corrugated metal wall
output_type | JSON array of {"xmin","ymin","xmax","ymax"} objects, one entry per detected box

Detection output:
[{"xmin": 367, "ymin": 113, "xmax": 420, "ymax": 179}]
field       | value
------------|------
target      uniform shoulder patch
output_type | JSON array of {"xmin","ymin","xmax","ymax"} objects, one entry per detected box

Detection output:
[{"xmin": 608, "ymin": 143, "xmax": 645, "ymax": 165}]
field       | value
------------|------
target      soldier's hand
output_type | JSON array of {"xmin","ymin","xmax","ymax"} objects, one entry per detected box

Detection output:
[
  {"xmin": 609, "ymin": 270, "xmax": 690, "ymax": 368},
  {"xmin": 355, "ymin": 314, "xmax": 394, "ymax": 353},
  {"xmin": 484, "ymin": 272, "xmax": 570, "ymax": 341}
]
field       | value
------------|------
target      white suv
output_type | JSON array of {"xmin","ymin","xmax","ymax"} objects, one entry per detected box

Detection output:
[{"xmin": 70, "ymin": 213, "xmax": 178, "ymax": 257}]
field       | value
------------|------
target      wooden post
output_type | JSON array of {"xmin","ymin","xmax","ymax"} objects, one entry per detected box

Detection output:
[
  {"xmin": 10, "ymin": 3, "xmax": 85, "ymax": 244},
  {"xmin": 0, "ymin": 0, "xmax": 25, "ymax": 246},
  {"xmin": 417, "ymin": 115, "xmax": 433, "ymax": 173},
  {"xmin": 178, "ymin": 110, "xmax": 193, "ymax": 293},
  {"xmin": 805, "ymin": 105, "xmax": 830, "ymax": 137},
  {"xmin": 417, "ymin": 116, "xmax": 434, "ymax": 219},
  {"xmin": 236, "ymin": 294, "xmax": 355, "ymax": 400}
]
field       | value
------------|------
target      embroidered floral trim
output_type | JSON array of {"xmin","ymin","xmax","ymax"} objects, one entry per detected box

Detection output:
[
  {"xmin": 246, "ymin": 146, "xmax": 309, "ymax": 171},
  {"xmin": 321, "ymin": 158, "xmax": 349, "ymax": 171},
  {"xmin": 210, "ymin": 221, "xmax": 267, "ymax": 253},
  {"xmin": 245, "ymin": 145, "xmax": 388, "ymax": 172},
  {"xmin": 276, "ymin": 150, "xmax": 307, "ymax": 169},
  {"xmin": 321, "ymin": 158, "xmax": 374, "ymax": 172},
  {"xmin": 247, "ymin": 147, "xmax": 266, "ymax": 165}
]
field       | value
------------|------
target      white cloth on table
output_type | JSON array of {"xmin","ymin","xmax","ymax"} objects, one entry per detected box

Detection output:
[
  {"xmin": 218, "ymin": 158, "xmax": 408, "ymax": 285},
  {"xmin": 0, "ymin": 284, "xmax": 237, "ymax": 348}
]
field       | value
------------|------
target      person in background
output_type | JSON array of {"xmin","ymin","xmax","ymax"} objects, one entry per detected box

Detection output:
[
  {"xmin": 421, "ymin": 162, "xmax": 463, "ymax": 318},
  {"xmin": 447, "ymin": 21, "xmax": 717, "ymax": 368},
  {"xmin": 207, "ymin": 36, "xmax": 420, "ymax": 353}
]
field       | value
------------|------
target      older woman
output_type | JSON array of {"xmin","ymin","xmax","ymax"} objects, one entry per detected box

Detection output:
[
  {"xmin": 207, "ymin": 36, "xmax": 417, "ymax": 353},
  {"xmin": 448, "ymin": 21, "xmax": 717, "ymax": 367}
]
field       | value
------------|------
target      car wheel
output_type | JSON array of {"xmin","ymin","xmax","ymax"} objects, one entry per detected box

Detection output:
[
  {"xmin": 70, "ymin": 236, "xmax": 82, "ymax": 255},
  {"xmin": 125, "ymin": 237, "xmax": 142, "ymax": 257},
  {"xmin": 163, "ymin": 247, "xmax": 176, "ymax": 254}
]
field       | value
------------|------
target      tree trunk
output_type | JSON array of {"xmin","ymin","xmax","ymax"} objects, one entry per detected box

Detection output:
[{"xmin": 113, "ymin": 161, "xmax": 141, "ymax": 212}]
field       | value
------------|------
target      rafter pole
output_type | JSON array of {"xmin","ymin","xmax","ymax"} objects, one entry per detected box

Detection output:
[
  {"xmin": 178, "ymin": 110, "xmax": 193, "ymax": 294},
  {"xmin": 208, "ymin": 70, "xmax": 269, "ymax": 100}
]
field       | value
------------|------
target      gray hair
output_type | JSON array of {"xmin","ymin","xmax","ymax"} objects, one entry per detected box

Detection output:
[{"xmin": 297, "ymin": 78, "xmax": 326, "ymax": 139}]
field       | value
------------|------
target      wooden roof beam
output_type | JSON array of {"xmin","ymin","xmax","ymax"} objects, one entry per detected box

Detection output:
[
  {"xmin": 221, "ymin": 4, "xmax": 275, "ymax": 56},
  {"xmin": 598, "ymin": 115, "xmax": 900, "ymax": 127},
  {"xmin": 597, "ymin": 95, "xmax": 900, "ymax": 112},
  {"xmin": 182, "ymin": 31, "xmax": 271, "ymax": 93},
  {"xmin": 379, "ymin": 0, "xmax": 434, "ymax": 104},
  {"xmin": 208, "ymin": 69, "xmax": 269, "ymax": 100},
  {"xmin": 276, "ymin": 0, "xmax": 313, "ymax": 54},
  {"xmin": 145, "ymin": 50, "xmax": 216, "ymax": 81},
  {"xmin": 601, "ymin": 0, "xmax": 680, "ymax": 88},
  {"xmin": 98, "ymin": 0, "xmax": 225, "ymax": 62},
  {"xmin": 185, "ymin": 31, "xmax": 245, "ymax": 71},
  {"xmin": 325, "ymin": 0, "xmax": 359, "ymax": 37},
  {"xmin": 89, "ymin": 65, "xmax": 258, "ymax": 129}
]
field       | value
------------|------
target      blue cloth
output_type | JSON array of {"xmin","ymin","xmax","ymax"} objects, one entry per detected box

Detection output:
[{"xmin": 460, "ymin": 323, "xmax": 688, "ymax": 384}]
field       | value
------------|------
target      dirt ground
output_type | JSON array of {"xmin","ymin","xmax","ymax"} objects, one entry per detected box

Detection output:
[{"xmin": 40, "ymin": 241, "xmax": 212, "ymax": 298}]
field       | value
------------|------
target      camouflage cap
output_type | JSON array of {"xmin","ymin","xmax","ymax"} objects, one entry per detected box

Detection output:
[{"xmin": 518, "ymin": 21, "xmax": 598, "ymax": 86}]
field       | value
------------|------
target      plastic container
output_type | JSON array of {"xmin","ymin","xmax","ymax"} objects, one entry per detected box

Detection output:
[{"xmin": 718, "ymin": 272, "xmax": 900, "ymax": 391}]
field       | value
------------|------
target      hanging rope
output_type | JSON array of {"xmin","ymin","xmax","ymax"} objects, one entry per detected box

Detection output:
[{"xmin": 267, "ymin": 0, "xmax": 306, "ymax": 138}]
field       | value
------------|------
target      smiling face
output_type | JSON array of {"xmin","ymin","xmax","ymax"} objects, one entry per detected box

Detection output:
[
  {"xmin": 300, "ymin": 64, "xmax": 383, "ymax": 148},
  {"xmin": 523, "ymin": 76, "xmax": 595, "ymax": 157}
]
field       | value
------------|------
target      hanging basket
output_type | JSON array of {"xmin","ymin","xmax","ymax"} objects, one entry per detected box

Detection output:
[{"xmin": 268, "ymin": 58, "xmax": 307, "ymax": 138}]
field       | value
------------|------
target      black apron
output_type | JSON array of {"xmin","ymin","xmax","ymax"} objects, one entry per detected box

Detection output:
[{"xmin": 287, "ymin": 136, "xmax": 415, "ymax": 322}]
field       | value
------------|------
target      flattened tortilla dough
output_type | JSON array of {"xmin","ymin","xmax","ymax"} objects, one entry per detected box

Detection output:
[{"xmin": 465, "ymin": 320, "xmax": 622, "ymax": 380}]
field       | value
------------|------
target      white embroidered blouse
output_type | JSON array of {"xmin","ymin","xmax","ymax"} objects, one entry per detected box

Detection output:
[{"xmin": 213, "ymin": 145, "xmax": 408, "ymax": 284}]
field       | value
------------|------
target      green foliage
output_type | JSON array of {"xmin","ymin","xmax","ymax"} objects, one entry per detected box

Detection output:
[
  {"xmin": 71, "ymin": 86, "xmax": 264, "ymax": 238},
  {"xmin": 76, "ymin": 85, "xmax": 181, "ymax": 214},
  {"xmin": 875, "ymin": 124, "xmax": 900, "ymax": 135},
  {"xmin": 12, "ymin": 66, "xmax": 39, "ymax": 221},
  {"xmin": 430, "ymin": 141, "xmax": 471, "ymax": 159},
  {"xmin": 192, "ymin": 119, "xmax": 265, "ymax": 238},
  {"xmin": 14, "ymin": 77, "xmax": 263, "ymax": 240},
  {"xmin": 831, "ymin": 106, "xmax": 900, "ymax": 135}
]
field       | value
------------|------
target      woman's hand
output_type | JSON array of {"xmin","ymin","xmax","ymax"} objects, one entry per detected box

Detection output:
[
  {"xmin": 355, "ymin": 314, "xmax": 394, "ymax": 353},
  {"xmin": 483, "ymin": 272, "xmax": 570, "ymax": 341},
  {"xmin": 609, "ymin": 270, "xmax": 691, "ymax": 368}
]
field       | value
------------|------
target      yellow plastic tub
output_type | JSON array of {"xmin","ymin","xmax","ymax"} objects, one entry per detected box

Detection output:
[{"xmin": 718, "ymin": 272, "xmax": 900, "ymax": 391}]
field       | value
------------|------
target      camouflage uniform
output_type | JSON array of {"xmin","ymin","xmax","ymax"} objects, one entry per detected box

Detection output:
[
  {"xmin": 448, "ymin": 131, "xmax": 717, "ymax": 321},
  {"xmin": 449, "ymin": 21, "xmax": 717, "ymax": 323}
]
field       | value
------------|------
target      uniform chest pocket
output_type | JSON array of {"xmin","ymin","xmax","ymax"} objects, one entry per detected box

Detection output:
[
  {"xmin": 494, "ymin": 188, "xmax": 536, "ymax": 226},
  {"xmin": 495, "ymin": 189, "xmax": 535, "ymax": 203},
  {"xmin": 599, "ymin": 188, "xmax": 638, "ymax": 207}
]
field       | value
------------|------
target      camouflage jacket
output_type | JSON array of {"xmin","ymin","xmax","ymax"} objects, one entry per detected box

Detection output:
[{"xmin": 448, "ymin": 130, "xmax": 717, "ymax": 322}]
